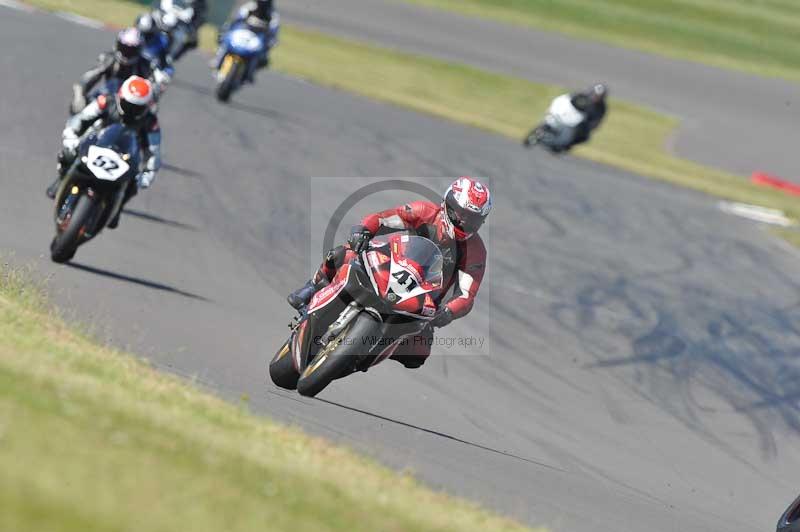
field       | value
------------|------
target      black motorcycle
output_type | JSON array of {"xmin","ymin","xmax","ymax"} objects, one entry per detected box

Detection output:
[{"xmin": 50, "ymin": 124, "xmax": 140, "ymax": 263}]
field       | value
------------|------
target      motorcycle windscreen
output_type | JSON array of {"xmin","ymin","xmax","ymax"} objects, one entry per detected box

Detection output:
[
  {"xmin": 92, "ymin": 124, "xmax": 141, "ymax": 166},
  {"xmin": 386, "ymin": 234, "xmax": 444, "ymax": 302}
]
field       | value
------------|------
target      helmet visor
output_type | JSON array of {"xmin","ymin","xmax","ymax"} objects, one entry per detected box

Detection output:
[
  {"xmin": 116, "ymin": 44, "xmax": 140, "ymax": 64},
  {"xmin": 445, "ymin": 198, "xmax": 486, "ymax": 235},
  {"xmin": 119, "ymin": 98, "xmax": 147, "ymax": 122}
]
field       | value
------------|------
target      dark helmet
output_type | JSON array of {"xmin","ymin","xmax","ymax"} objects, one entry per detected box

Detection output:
[
  {"xmin": 255, "ymin": 0, "xmax": 274, "ymax": 19},
  {"xmin": 589, "ymin": 83, "xmax": 608, "ymax": 102},
  {"xmin": 115, "ymin": 28, "xmax": 142, "ymax": 66}
]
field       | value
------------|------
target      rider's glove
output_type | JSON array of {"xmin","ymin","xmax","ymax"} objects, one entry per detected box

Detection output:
[
  {"xmin": 153, "ymin": 69, "xmax": 172, "ymax": 92},
  {"xmin": 348, "ymin": 225, "xmax": 373, "ymax": 254},
  {"xmin": 137, "ymin": 171, "xmax": 156, "ymax": 189},
  {"xmin": 62, "ymin": 129, "xmax": 80, "ymax": 153},
  {"xmin": 430, "ymin": 307, "xmax": 454, "ymax": 329},
  {"xmin": 71, "ymin": 84, "xmax": 86, "ymax": 111}
]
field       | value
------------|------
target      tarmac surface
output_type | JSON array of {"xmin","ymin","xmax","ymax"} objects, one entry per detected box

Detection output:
[
  {"xmin": 2, "ymin": 5, "xmax": 800, "ymax": 531},
  {"xmin": 283, "ymin": 0, "xmax": 800, "ymax": 179}
]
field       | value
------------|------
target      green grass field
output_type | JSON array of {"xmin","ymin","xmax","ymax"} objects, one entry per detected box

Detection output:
[
  {"xmin": 20, "ymin": 0, "xmax": 800, "ymax": 226},
  {"xmin": 404, "ymin": 0, "xmax": 800, "ymax": 81},
  {"xmin": 0, "ymin": 264, "xmax": 541, "ymax": 532}
]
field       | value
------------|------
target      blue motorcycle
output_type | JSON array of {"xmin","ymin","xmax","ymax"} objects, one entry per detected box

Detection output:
[{"xmin": 214, "ymin": 21, "xmax": 267, "ymax": 102}]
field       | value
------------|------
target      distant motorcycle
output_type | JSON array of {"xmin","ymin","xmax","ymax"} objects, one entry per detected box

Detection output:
[
  {"xmin": 269, "ymin": 233, "xmax": 444, "ymax": 397},
  {"xmin": 778, "ymin": 493, "xmax": 800, "ymax": 532},
  {"xmin": 49, "ymin": 124, "xmax": 140, "ymax": 263},
  {"xmin": 213, "ymin": 21, "xmax": 267, "ymax": 102},
  {"xmin": 522, "ymin": 94, "xmax": 586, "ymax": 153},
  {"xmin": 152, "ymin": 0, "xmax": 197, "ymax": 61}
]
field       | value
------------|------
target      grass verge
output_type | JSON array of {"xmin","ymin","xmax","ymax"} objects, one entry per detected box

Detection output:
[
  {"xmin": 0, "ymin": 263, "xmax": 541, "ymax": 532},
  {"xmin": 403, "ymin": 0, "xmax": 800, "ymax": 81},
  {"xmin": 21, "ymin": 0, "xmax": 800, "ymax": 223}
]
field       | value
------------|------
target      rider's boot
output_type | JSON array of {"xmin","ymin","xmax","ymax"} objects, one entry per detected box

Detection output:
[
  {"xmin": 245, "ymin": 52, "xmax": 269, "ymax": 83},
  {"xmin": 108, "ymin": 184, "xmax": 137, "ymax": 230},
  {"xmin": 46, "ymin": 177, "xmax": 61, "ymax": 200},
  {"xmin": 287, "ymin": 280, "xmax": 317, "ymax": 310}
]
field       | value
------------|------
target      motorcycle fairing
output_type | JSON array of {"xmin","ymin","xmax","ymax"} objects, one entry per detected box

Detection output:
[{"xmin": 55, "ymin": 124, "xmax": 139, "ymax": 237}]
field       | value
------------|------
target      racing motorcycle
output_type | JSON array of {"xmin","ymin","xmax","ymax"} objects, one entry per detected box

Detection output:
[
  {"xmin": 522, "ymin": 94, "xmax": 587, "ymax": 153},
  {"xmin": 49, "ymin": 124, "xmax": 140, "ymax": 263},
  {"xmin": 269, "ymin": 233, "xmax": 444, "ymax": 397},
  {"xmin": 153, "ymin": 0, "xmax": 197, "ymax": 61},
  {"xmin": 214, "ymin": 20, "xmax": 267, "ymax": 102}
]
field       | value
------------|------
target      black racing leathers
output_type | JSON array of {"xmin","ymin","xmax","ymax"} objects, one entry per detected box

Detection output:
[
  {"xmin": 570, "ymin": 93, "xmax": 607, "ymax": 144},
  {"xmin": 77, "ymin": 53, "xmax": 154, "ymax": 102}
]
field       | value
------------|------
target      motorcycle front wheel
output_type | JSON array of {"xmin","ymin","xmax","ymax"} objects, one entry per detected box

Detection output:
[
  {"xmin": 269, "ymin": 338, "xmax": 300, "ymax": 390},
  {"xmin": 216, "ymin": 55, "xmax": 242, "ymax": 102},
  {"xmin": 522, "ymin": 127, "xmax": 540, "ymax": 147},
  {"xmin": 296, "ymin": 312, "xmax": 381, "ymax": 397},
  {"xmin": 50, "ymin": 193, "xmax": 94, "ymax": 263}
]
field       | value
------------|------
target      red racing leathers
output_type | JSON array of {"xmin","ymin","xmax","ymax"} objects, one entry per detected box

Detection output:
[{"xmin": 312, "ymin": 201, "xmax": 487, "ymax": 367}]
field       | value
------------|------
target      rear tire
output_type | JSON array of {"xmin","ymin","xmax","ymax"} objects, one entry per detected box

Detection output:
[
  {"xmin": 269, "ymin": 338, "xmax": 300, "ymax": 390},
  {"xmin": 51, "ymin": 194, "xmax": 94, "ymax": 264},
  {"xmin": 297, "ymin": 312, "xmax": 381, "ymax": 397}
]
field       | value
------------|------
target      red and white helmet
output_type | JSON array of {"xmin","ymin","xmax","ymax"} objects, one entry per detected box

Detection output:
[
  {"xmin": 116, "ymin": 76, "xmax": 154, "ymax": 125},
  {"xmin": 441, "ymin": 177, "xmax": 492, "ymax": 241}
]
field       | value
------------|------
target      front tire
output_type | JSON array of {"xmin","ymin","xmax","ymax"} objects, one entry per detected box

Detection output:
[
  {"xmin": 297, "ymin": 312, "xmax": 381, "ymax": 397},
  {"xmin": 50, "ymin": 194, "xmax": 94, "ymax": 263},
  {"xmin": 269, "ymin": 338, "xmax": 300, "ymax": 390},
  {"xmin": 522, "ymin": 128, "xmax": 538, "ymax": 147},
  {"xmin": 524, "ymin": 125, "xmax": 548, "ymax": 148},
  {"xmin": 216, "ymin": 56, "xmax": 241, "ymax": 102}
]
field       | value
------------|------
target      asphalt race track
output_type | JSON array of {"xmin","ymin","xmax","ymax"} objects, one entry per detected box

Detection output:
[
  {"xmin": 2, "ymin": 6, "xmax": 800, "ymax": 532},
  {"xmin": 283, "ymin": 0, "xmax": 800, "ymax": 179}
]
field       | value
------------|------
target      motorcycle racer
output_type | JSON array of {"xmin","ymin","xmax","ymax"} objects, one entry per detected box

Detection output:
[
  {"xmin": 568, "ymin": 83, "xmax": 608, "ymax": 146},
  {"xmin": 153, "ymin": 0, "xmax": 207, "ymax": 60},
  {"xmin": 47, "ymin": 76, "xmax": 162, "ymax": 229},
  {"xmin": 287, "ymin": 177, "xmax": 491, "ymax": 368},
  {"xmin": 135, "ymin": 13, "xmax": 175, "ymax": 92},
  {"xmin": 217, "ymin": 0, "xmax": 280, "ymax": 76},
  {"xmin": 70, "ymin": 28, "xmax": 163, "ymax": 115}
]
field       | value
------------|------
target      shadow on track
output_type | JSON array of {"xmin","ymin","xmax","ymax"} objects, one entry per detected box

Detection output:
[
  {"xmin": 161, "ymin": 162, "xmax": 205, "ymax": 179},
  {"xmin": 66, "ymin": 262, "xmax": 210, "ymax": 302},
  {"xmin": 122, "ymin": 208, "xmax": 199, "ymax": 231},
  {"xmin": 315, "ymin": 397, "xmax": 567, "ymax": 472},
  {"xmin": 171, "ymin": 78, "xmax": 287, "ymax": 120}
]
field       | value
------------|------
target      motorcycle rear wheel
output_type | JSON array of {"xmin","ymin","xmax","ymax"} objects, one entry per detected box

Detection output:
[
  {"xmin": 50, "ymin": 194, "xmax": 94, "ymax": 263},
  {"xmin": 296, "ymin": 312, "xmax": 381, "ymax": 397}
]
